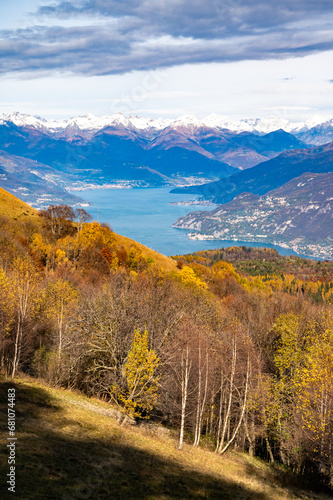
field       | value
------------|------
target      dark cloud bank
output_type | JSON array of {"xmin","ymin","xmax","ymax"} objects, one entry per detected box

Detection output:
[{"xmin": 1, "ymin": 0, "xmax": 333, "ymax": 76}]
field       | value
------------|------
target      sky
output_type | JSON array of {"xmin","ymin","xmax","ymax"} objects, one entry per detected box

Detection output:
[{"xmin": 0, "ymin": 0, "xmax": 333, "ymax": 121}]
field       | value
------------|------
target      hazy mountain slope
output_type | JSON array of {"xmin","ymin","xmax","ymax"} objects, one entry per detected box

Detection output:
[
  {"xmin": 194, "ymin": 128, "xmax": 307, "ymax": 169},
  {"xmin": 296, "ymin": 118, "xmax": 333, "ymax": 146},
  {"xmin": 173, "ymin": 172, "xmax": 333, "ymax": 259},
  {"xmin": 88, "ymin": 130, "xmax": 237, "ymax": 179},
  {"xmin": 171, "ymin": 142, "xmax": 333, "ymax": 204},
  {"xmin": 0, "ymin": 150, "xmax": 87, "ymax": 207}
]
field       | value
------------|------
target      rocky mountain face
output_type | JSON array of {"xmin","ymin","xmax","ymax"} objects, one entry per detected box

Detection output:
[
  {"xmin": 294, "ymin": 118, "xmax": 333, "ymax": 146},
  {"xmin": 173, "ymin": 172, "xmax": 333, "ymax": 260}
]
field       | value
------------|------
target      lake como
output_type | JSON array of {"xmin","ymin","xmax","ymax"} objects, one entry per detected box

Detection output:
[{"xmin": 70, "ymin": 187, "xmax": 304, "ymax": 257}]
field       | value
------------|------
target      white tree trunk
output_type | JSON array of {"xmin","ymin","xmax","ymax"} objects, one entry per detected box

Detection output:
[
  {"xmin": 217, "ymin": 357, "xmax": 250, "ymax": 455},
  {"xmin": 194, "ymin": 348, "xmax": 209, "ymax": 447},
  {"xmin": 179, "ymin": 344, "xmax": 190, "ymax": 450},
  {"xmin": 216, "ymin": 336, "xmax": 237, "ymax": 453}
]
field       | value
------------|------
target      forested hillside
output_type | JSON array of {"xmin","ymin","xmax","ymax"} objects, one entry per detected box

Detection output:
[{"xmin": 0, "ymin": 189, "xmax": 333, "ymax": 492}]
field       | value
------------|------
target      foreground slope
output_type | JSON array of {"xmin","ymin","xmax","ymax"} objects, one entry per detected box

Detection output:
[
  {"xmin": 0, "ymin": 376, "xmax": 331, "ymax": 500},
  {"xmin": 0, "ymin": 186, "xmax": 39, "ymax": 219}
]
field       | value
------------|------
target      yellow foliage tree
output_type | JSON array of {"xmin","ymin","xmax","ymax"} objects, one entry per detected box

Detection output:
[
  {"xmin": 119, "ymin": 329, "xmax": 160, "ymax": 419},
  {"xmin": 41, "ymin": 279, "xmax": 78, "ymax": 359},
  {"xmin": 78, "ymin": 221, "xmax": 114, "ymax": 248},
  {"xmin": 30, "ymin": 233, "xmax": 50, "ymax": 266},
  {"xmin": 294, "ymin": 312, "xmax": 333, "ymax": 478},
  {"xmin": 178, "ymin": 266, "xmax": 208, "ymax": 290},
  {"xmin": 0, "ymin": 267, "xmax": 15, "ymax": 377},
  {"xmin": 273, "ymin": 314, "xmax": 303, "ymax": 379},
  {"xmin": 212, "ymin": 261, "xmax": 238, "ymax": 280},
  {"xmin": 10, "ymin": 257, "xmax": 38, "ymax": 380},
  {"xmin": 265, "ymin": 314, "xmax": 305, "ymax": 466}
]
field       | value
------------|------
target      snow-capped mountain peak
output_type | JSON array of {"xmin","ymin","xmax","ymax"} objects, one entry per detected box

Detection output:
[
  {"xmin": 201, "ymin": 114, "xmax": 235, "ymax": 130},
  {"xmin": 170, "ymin": 114, "xmax": 203, "ymax": 130},
  {"xmin": 0, "ymin": 111, "xmax": 331, "ymax": 136},
  {"xmin": 0, "ymin": 111, "xmax": 48, "ymax": 129}
]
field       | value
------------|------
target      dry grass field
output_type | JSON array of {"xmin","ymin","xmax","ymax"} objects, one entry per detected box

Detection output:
[
  {"xmin": 0, "ymin": 187, "xmax": 38, "ymax": 219},
  {"xmin": 0, "ymin": 376, "xmax": 331, "ymax": 500}
]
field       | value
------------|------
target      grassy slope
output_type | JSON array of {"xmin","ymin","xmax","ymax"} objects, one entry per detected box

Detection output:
[
  {"xmin": 0, "ymin": 377, "xmax": 331, "ymax": 500},
  {"xmin": 114, "ymin": 232, "xmax": 177, "ymax": 272},
  {"xmin": 0, "ymin": 187, "xmax": 39, "ymax": 219}
]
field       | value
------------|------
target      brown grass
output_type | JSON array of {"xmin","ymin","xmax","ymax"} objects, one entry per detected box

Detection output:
[
  {"xmin": 0, "ymin": 375, "xmax": 331, "ymax": 500},
  {"xmin": 114, "ymin": 232, "xmax": 177, "ymax": 271},
  {"xmin": 0, "ymin": 187, "xmax": 39, "ymax": 220}
]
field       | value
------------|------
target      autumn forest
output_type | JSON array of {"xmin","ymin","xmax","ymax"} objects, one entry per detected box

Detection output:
[{"xmin": 1, "ymin": 194, "xmax": 333, "ymax": 491}]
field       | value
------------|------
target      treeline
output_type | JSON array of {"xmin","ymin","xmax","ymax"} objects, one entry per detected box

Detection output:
[
  {"xmin": 174, "ymin": 247, "xmax": 333, "ymax": 303},
  {"xmin": 0, "ymin": 206, "xmax": 332, "ymax": 489},
  {"xmin": 175, "ymin": 246, "xmax": 333, "ymax": 280}
]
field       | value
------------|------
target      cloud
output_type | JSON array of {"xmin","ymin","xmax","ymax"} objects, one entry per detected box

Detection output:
[
  {"xmin": 262, "ymin": 106, "xmax": 313, "ymax": 111},
  {"xmin": 1, "ymin": 0, "xmax": 333, "ymax": 76}
]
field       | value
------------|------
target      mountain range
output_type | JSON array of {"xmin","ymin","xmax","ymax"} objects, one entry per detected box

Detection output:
[
  {"xmin": 0, "ymin": 111, "xmax": 327, "ymax": 137},
  {"xmin": 171, "ymin": 141, "xmax": 333, "ymax": 204},
  {"xmin": 0, "ymin": 111, "xmax": 333, "ymax": 208}
]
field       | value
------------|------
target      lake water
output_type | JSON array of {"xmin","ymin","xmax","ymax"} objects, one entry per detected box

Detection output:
[{"xmin": 70, "ymin": 187, "xmax": 303, "ymax": 258}]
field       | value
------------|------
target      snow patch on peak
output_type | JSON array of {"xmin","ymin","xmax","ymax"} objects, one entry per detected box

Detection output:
[
  {"xmin": 0, "ymin": 111, "xmax": 332, "ymax": 136},
  {"xmin": 305, "ymin": 115, "xmax": 329, "ymax": 129},
  {"xmin": 0, "ymin": 111, "xmax": 48, "ymax": 129},
  {"xmin": 171, "ymin": 114, "xmax": 202, "ymax": 129},
  {"xmin": 201, "ymin": 114, "xmax": 235, "ymax": 129},
  {"xmin": 254, "ymin": 115, "xmax": 290, "ymax": 133}
]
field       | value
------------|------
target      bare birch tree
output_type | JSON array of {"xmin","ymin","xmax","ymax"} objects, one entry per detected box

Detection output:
[{"xmin": 11, "ymin": 258, "xmax": 37, "ymax": 381}]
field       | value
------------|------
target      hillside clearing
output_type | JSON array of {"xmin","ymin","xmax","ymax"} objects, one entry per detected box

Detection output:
[
  {"xmin": 0, "ymin": 376, "xmax": 331, "ymax": 500},
  {"xmin": 0, "ymin": 187, "xmax": 38, "ymax": 220}
]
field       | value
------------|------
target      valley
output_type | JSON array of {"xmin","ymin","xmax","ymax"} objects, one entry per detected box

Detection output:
[
  {"xmin": 0, "ymin": 111, "xmax": 333, "ymax": 260},
  {"xmin": 3, "ymin": 2, "xmax": 333, "ymax": 498},
  {"xmin": 1, "ymin": 111, "xmax": 333, "ymax": 208}
]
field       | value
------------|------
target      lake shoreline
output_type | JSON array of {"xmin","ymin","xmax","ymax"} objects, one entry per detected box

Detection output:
[{"xmin": 69, "ymin": 187, "xmax": 317, "ymax": 260}]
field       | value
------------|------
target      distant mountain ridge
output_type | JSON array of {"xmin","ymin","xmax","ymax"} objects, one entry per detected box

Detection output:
[
  {"xmin": 0, "ymin": 111, "xmax": 333, "ymax": 207},
  {"xmin": 0, "ymin": 111, "xmax": 327, "ymax": 136},
  {"xmin": 171, "ymin": 141, "xmax": 333, "ymax": 204},
  {"xmin": 1, "ymin": 111, "xmax": 331, "ymax": 168}
]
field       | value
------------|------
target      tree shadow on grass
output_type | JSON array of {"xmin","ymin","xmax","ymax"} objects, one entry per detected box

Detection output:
[
  {"xmin": 0, "ymin": 381, "xmax": 288, "ymax": 499},
  {"xmin": 244, "ymin": 459, "xmax": 332, "ymax": 498}
]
